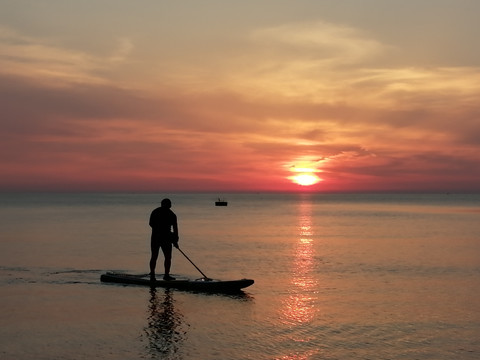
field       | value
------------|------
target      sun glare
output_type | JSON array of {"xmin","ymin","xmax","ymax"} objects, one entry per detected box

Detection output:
[
  {"xmin": 293, "ymin": 173, "xmax": 321, "ymax": 186},
  {"xmin": 286, "ymin": 157, "xmax": 323, "ymax": 187}
]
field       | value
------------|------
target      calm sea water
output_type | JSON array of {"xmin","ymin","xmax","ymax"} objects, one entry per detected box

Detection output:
[{"xmin": 1, "ymin": 192, "xmax": 479, "ymax": 359}]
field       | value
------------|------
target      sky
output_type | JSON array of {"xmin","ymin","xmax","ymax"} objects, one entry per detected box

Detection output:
[{"xmin": 1, "ymin": 0, "xmax": 479, "ymax": 193}]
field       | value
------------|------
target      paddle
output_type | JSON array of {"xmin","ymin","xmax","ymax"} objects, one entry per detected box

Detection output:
[{"xmin": 176, "ymin": 247, "xmax": 212, "ymax": 281}]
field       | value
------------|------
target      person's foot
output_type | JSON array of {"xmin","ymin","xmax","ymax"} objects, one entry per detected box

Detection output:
[
  {"xmin": 163, "ymin": 275, "xmax": 176, "ymax": 281},
  {"xmin": 149, "ymin": 273, "xmax": 156, "ymax": 282}
]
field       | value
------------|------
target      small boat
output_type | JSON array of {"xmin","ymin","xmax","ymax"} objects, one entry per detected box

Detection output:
[
  {"xmin": 215, "ymin": 198, "xmax": 228, "ymax": 206},
  {"xmin": 100, "ymin": 272, "xmax": 254, "ymax": 293}
]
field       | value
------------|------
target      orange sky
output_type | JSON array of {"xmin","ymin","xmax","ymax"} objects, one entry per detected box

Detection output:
[{"xmin": 1, "ymin": 1, "xmax": 480, "ymax": 192}]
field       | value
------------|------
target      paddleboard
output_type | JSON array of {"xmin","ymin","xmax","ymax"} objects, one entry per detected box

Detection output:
[{"xmin": 100, "ymin": 272, "xmax": 254, "ymax": 293}]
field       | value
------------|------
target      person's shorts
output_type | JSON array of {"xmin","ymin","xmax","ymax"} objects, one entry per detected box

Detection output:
[{"xmin": 151, "ymin": 235, "xmax": 173, "ymax": 255}]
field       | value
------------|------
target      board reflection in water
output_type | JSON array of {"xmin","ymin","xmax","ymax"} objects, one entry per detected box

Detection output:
[{"xmin": 143, "ymin": 288, "xmax": 189, "ymax": 359}]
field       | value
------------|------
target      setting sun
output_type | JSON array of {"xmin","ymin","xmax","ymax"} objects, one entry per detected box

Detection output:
[
  {"xmin": 292, "ymin": 173, "xmax": 321, "ymax": 186},
  {"xmin": 287, "ymin": 159, "xmax": 323, "ymax": 187}
]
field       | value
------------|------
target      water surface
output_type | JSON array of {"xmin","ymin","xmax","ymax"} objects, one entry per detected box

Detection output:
[{"xmin": 1, "ymin": 193, "xmax": 479, "ymax": 359}]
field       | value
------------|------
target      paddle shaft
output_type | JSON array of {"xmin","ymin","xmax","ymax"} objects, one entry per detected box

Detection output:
[{"xmin": 176, "ymin": 247, "xmax": 210, "ymax": 279}]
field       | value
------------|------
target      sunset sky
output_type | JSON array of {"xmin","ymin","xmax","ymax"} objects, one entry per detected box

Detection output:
[{"xmin": 1, "ymin": 1, "xmax": 479, "ymax": 192}]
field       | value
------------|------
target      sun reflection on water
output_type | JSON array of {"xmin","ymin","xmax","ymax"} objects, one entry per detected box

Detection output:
[{"xmin": 281, "ymin": 197, "xmax": 318, "ymax": 326}]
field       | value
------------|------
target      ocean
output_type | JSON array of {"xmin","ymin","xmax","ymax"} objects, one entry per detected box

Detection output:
[{"xmin": 1, "ymin": 192, "xmax": 479, "ymax": 359}]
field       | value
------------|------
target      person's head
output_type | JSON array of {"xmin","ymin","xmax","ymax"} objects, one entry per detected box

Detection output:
[{"xmin": 161, "ymin": 198, "xmax": 172, "ymax": 208}]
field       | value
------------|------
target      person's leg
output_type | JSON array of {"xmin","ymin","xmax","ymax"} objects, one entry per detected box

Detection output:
[
  {"xmin": 160, "ymin": 242, "xmax": 174, "ymax": 280},
  {"xmin": 149, "ymin": 239, "xmax": 160, "ymax": 279}
]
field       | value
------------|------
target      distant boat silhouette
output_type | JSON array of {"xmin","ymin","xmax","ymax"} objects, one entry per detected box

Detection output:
[{"xmin": 215, "ymin": 198, "xmax": 228, "ymax": 206}]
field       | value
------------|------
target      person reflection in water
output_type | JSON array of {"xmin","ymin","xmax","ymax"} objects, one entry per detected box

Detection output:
[
  {"xmin": 144, "ymin": 288, "xmax": 188, "ymax": 358},
  {"xmin": 149, "ymin": 198, "xmax": 179, "ymax": 281}
]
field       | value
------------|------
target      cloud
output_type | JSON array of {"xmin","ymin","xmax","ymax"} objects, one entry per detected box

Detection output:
[
  {"xmin": 0, "ymin": 26, "xmax": 136, "ymax": 87},
  {"xmin": 250, "ymin": 21, "xmax": 385, "ymax": 64},
  {"xmin": 109, "ymin": 37, "xmax": 134, "ymax": 63},
  {"xmin": 0, "ymin": 26, "xmax": 103, "ymax": 85}
]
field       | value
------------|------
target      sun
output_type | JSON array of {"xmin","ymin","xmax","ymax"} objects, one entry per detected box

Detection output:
[
  {"xmin": 292, "ymin": 173, "xmax": 321, "ymax": 186},
  {"xmin": 286, "ymin": 158, "xmax": 324, "ymax": 187}
]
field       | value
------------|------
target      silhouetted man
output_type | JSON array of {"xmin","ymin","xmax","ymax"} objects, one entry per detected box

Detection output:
[{"xmin": 149, "ymin": 198, "xmax": 179, "ymax": 281}]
